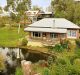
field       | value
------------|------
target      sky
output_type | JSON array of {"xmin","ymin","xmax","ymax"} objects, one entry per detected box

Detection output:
[{"xmin": 0, "ymin": 0, "xmax": 51, "ymax": 9}]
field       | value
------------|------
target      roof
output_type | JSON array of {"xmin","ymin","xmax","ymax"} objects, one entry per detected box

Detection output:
[
  {"xmin": 25, "ymin": 10, "xmax": 39, "ymax": 16},
  {"xmin": 74, "ymin": 0, "xmax": 80, "ymax": 1},
  {"xmin": 24, "ymin": 27, "xmax": 67, "ymax": 33},
  {"xmin": 39, "ymin": 12, "xmax": 53, "ymax": 15},
  {"xmin": 24, "ymin": 18, "xmax": 80, "ymax": 33},
  {"xmin": 28, "ymin": 18, "xmax": 80, "ymax": 29}
]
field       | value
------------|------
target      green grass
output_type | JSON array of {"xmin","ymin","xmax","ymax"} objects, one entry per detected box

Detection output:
[{"xmin": 0, "ymin": 27, "xmax": 26, "ymax": 47}]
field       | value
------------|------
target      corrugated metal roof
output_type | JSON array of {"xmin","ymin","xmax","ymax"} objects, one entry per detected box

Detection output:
[
  {"xmin": 28, "ymin": 18, "xmax": 80, "ymax": 29},
  {"xmin": 24, "ymin": 27, "xmax": 67, "ymax": 33},
  {"xmin": 74, "ymin": 0, "xmax": 80, "ymax": 1}
]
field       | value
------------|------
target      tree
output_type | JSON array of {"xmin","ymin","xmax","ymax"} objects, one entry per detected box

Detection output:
[
  {"xmin": 0, "ymin": 6, "xmax": 2, "ymax": 14},
  {"xmin": 32, "ymin": 5, "xmax": 42, "ymax": 11},
  {"xmin": 74, "ymin": 3, "xmax": 80, "ymax": 25},
  {"xmin": 5, "ymin": 0, "xmax": 31, "ymax": 12},
  {"xmin": 4, "ymin": 0, "xmax": 31, "ymax": 33},
  {"xmin": 51, "ymin": 0, "xmax": 80, "ymax": 25}
]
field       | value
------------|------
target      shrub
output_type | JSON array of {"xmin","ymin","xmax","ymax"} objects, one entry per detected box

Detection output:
[
  {"xmin": 54, "ymin": 44, "xmax": 64, "ymax": 52},
  {"xmin": 75, "ymin": 47, "xmax": 80, "ymax": 56},
  {"xmin": 75, "ymin": 39, "xmax": 80, "ymax": 48},
  {"xmin": 73, "ymin": 59, "xmax": 80, "ymax": 69},
  {"xmin": 47, "ymin": 55, "xmax": 56, "ymax": 65},
  {"xmin": 43, "ymin": 67, "xmax": 50, "ymax": 75},
  {"xmin": 68, "ymin": 68, "xmax": 80, "ymax": 75},
  {"xmin": 55, "ymin": 64, "xmax": 67, "ymax": 75},
  {"xmin": 56, "ymin": 58, "xmax": 66, "ymax": 65},
  {"xmin": 60, "ymin": 39, "xmax": 70, "ymax": 49},
  {"xmin": 46, "ymin": 46, "xmax": 53, "ymax": 52},
  {"xmin": 15, "ymin": 67, "xmax": 23, "ymax": 75},
  {"xmin": 21, "ymin": 38, "xmax": 28, "ymax": 46},
  {"xmin": 69, "ymin": 56, "xmax": 79, "ymax": 65},
  {"xmin": 0, "ymin": 54, "xmax": 5, "ymax": 71}
]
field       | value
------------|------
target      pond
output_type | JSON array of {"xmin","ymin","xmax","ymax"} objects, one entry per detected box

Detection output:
[{"xmin": 0, "ymin": 47, "xmax": 48, "ymax": 75}]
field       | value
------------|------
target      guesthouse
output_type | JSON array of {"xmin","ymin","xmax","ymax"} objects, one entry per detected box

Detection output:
[{"xmin": 24, "ymin": 18, "xmax": 80, "ymax": 46}]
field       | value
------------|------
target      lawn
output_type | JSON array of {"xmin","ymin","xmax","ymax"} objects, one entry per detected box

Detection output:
[{"xmin": 0, "ymin": 27, "xmax": 26, "ymax": 47}]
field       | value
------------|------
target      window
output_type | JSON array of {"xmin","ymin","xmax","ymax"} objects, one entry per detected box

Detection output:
[
  {"xmin": 50, "ymin": 33, "xmax": 58, "ymax": 38},
  {"xmin": 72, "ymin": 31, "xmax": 76, "ymax": 37},
  {"xmin": 67, "ymin": 30, "xmax": 76, "ymax": 37},
  {"xmin": 60, "ymin": 34, "xmax": 66, "ymax": 38},
  {"xmin": 33, "ymin": 32, "xmax": 41, "ymax": 37}
]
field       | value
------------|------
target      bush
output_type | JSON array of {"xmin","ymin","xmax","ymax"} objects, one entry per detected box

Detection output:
[
  {"xmin": 0, "ymin": 54, "xmax": 5, "ymax": 71},
  {"xmin": 75, "ymin": 39, "xmax": 80, "ymax": 48},
  {"xmin": 21, "ymin": 38, "xmax": 28, "ymax": 46},
  {"xmin": 60, "ymin": 39, "xmax": 70, "ymax": 49},
  {"xmin": 43, "ymin": 68, "xmax": 50, "ymax": 75},
  {"xmin": 69, "ymin": 56, "xmax": 80, "ymax": 65},
  {"xmin": 75, "ymin": 47, "xmax": 80, "ymax": 56},
  {"xmin": 47, "ymin": 55, "xmax": 56, "ymax": 65},
  {"xmin": 73, "ymin": 59, "xmax": 80, "ymax": 74},
  {"xmin": 15, "ymin": 67, "xmax": 23, "ymax": 75},
  {"xmin": 68, "ymin": 68, "xmax": 80, "ymax": 75},
  {"xmin": 56, "ymin": 58, "xmax": 66, "ymax": 65},
  {"xmin": 54, "ymin": 44, "xmax": 64, "ymax": 52}
]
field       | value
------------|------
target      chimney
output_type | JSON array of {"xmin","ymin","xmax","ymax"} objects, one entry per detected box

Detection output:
[{"xmin": 52, "ymin": 19, "xmax": 55, "ymax": 28}]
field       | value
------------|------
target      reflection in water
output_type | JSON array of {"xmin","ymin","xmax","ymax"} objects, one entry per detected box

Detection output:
[
  {"xmin": 0, "ymin": 47, "xmax": 48, "ymax": 75},
  {"xmin": 0, "ymin": 47, "xmax": 24, "ymax": 75}
]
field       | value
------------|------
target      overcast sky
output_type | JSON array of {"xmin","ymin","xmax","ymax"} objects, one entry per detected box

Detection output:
[{"xmin": 0, "ymin": 0, "xmax": 51, "ymax": 9}]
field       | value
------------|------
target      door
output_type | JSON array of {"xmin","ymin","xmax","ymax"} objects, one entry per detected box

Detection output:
[{"xmin": 42, "ymin": 33, "xmax": 47, "ymax": 40}]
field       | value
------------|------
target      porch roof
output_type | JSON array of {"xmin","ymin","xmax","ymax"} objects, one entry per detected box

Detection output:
[{"xmin": 24, "ymin": 27, "xmax": 67, "ymax": 33}]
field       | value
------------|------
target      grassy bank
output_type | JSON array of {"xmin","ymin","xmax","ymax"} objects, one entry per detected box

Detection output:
[{"xmin": 0, "ymin": 27, "xmax": 26, "ymax": 47}]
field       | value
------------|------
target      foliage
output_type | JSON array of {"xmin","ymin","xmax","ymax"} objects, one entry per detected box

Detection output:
[
  {"xmin": 20, "ymin": 38, "xmax": 28, "ymax": 46},
  {"xmin": 56, "ymin": 58, "xmax": 66, "ymax": 65},
  {"xmin": 5, "ymin": 0, "xmax": 30, "ymax": 12},
  {"xmin": 47, "ymin": 55, "xmax": 56, "ymax": 65},
  {"xmin": 51, "ymin": 0, "xmax": 80, "ymax": 25},
  {"xmin": 4, "ymin": 0, "xmax": 30, "ymax": 26},
  {"xmin": 32, "ymin": 5, "xmax": 42, "ymax": 11},
  {"xmin": 48, "ymin": 39, "xmax": 72, "ymax": 52},
  {"xmin": 15, "ymin": 67, "xmax": 23, "ymax": 75},
  {"xmin": 0, "ymin": 17, "xmax": 9, "ymax": 27},
  {"xmin": 43, "ymin": 67, "xmax": 50, "ymax": 75},
  {"xmin": 75, "ymin": 39, "xmax": 80, "ymax": 48},
  {"xmin": 69, "ymin": 55, "xmax": 79, "ymax": 65},
  {"xmin": 54, "ymin": 44, "xmax": 64, "ymax": 52},
  {"xmin": 16, "ymin": 2, "xmax": 28, "ymax": 14},
  {"xmin": 75, "ymin": 47, "xmax": 80, "ymax": 57},
  {"xmin": 60, "ymin": 39, "xmax": 69, "ymax": 49},
  {"xmin": 0, "ymin": 54, "xmax": 5, "ymax": 71},
  {"xmin": 0, "ymin": 6, "xmax": 2, "ymax": 14}
]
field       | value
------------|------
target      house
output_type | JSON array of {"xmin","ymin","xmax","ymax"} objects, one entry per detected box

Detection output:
[
  {"xmin": 25, "ymin": 10, "xmax": 39, "ymax": 23},
  {"xmin": 74, "ymin": 0, "xmax": 80, "ymax": 2},
  {"xmin": 37, "ymin": 11, "xmax": 53, "ymax": 21},
  {"xmin": 25, "ymin": 10, "xmax": 53, "ymax": 23},
  {"xmin": 24, "ymin": 18, "xmax": 80, "ymax": 46}
]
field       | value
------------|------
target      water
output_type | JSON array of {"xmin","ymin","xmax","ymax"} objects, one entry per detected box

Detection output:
[
  {"xmin": 0, "ymin": 47, "xmax": 48, "ymax": 75},
  {"xmin": 0, "ymin": 47, "xmax": 49, "ymax": 61},
  {"xmin": 0, "ymin": 47, "xmax": 22, "ymax": 75}
]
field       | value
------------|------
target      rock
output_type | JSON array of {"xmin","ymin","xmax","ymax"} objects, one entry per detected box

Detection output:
[{"xmin": 21, "ymin": 60, "xmax": 32, "ymax": 75}]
